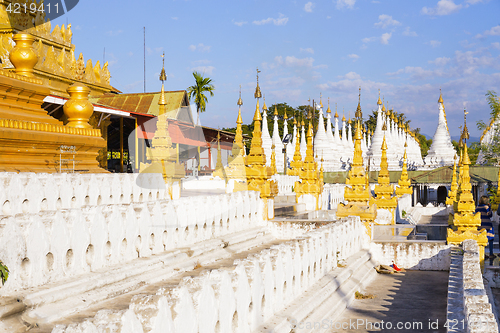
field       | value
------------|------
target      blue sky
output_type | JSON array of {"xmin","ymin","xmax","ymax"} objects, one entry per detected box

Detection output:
[{"xmin": 53, "ymin": 0, "xmax": 500, "ymax": 138}]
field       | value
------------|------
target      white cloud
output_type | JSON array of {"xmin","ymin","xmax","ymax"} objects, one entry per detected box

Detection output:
[
  {"xmin": 189, "ymin": 43, "xmax": 211, "ymax": 52},
  {"xmin": 339, "ymin": 72, "xmax": 361, "ymax": 80},
  {"xmin": 106, "ymin": 30, "xmax": 123, "ymax": 37},
  {"xmin": 362, "ymin": 36, "xmax": 377, "ymax": 44},
  {"xmin": 284, "ymin": 56, "xmax": 314, "ymax": 67},
  {"xmin": 421, "ymin": 0, "xmax": 462, "ymax": 16},
  {"xmin": 402, "ymin": 27, "xmax": 418, "ymax": 37},
  {"xmin": 374, "ymin": 14, "xmax": 401, "ymax": 29},
  {"xmin": 492, "ymin": 42, "xmax": 500, "ymax": 50},
  {"xmin": 192, "ymin": 59, "xmax": 211, "ymax": 65},
  {"xmin": 336, "ymin": 0, "xmax": 355, "ymax": 10},
  {"xmin": 191, "ymin": 66, "xmax": 215, "ymax": 75},
  {"xmin": 304, "ymin": 2, "xmax": 314, "ymax": 12},
  {"xmin": 380, "ymin": 32, "xmax": 392, "ymax": 45},
  {"xmin": 253, "ymin": 13, "xmax": 289, "ymax": 26},
  {"xmin": 233, "ymin": 20, "xmax": 247, "ymax": 26},
  {"xmin": 429, "ymin": 40, "xmax": 441, "ymax": 47},
  {"xmin": 300, "ymin": 47, "xmax": 315, "ymax": 54},
  {"xmin": 466, "ymin": 0, "xmax": 486, "ymax": 3},
  {"xmin": 348, "ymin": 54, "xmax": 360, "ymax": 61},
  {"xmin": 476, "ymin": 25, "xmax": 500, "ymax": 39},
  {"xmin": 429, "ymin": 57, "xmax": 451, "ymax": 66}
]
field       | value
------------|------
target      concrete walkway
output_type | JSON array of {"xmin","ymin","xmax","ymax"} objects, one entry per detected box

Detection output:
[{"xmin": 327, "ymin": 271, "xmax": 449, "ymax": 333}]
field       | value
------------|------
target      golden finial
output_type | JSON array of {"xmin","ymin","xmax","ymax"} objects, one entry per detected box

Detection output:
[
  {"xmin": 462, "ymin": 108, "xmax": 470, "ymax": 142},
  {"xmin": 301, "ymin": 117, "xmax": 305, "ymax": 127},
  {"xmin": 377, "ymin": 89, "xmax": 382, "ymax": 105},
  {"xmin": 254, "ymin": 67, "xmax": 262, "ymax": 99},
  {"xmin": 274, "ymin": 104, "xmax": 278, "ymax": 116},
  {"xmin": 404, "ymin": 141, "xmax": 407, "ymax": 148},
  {"xmin": 382, "ymin": 97, "xmax": 386, "ymax": 112},
  {"xmin": 320, "ymin": 93, "xmax": 323, "ymax": 108},
  {"xmin": 327, "ymin": 98, "xmax": 331, "ymax": 113},
  {"xmin": 342, "ymin": 109, "xmax": 346, "ymax": 122},
  {"xmin": 159, "ymin": 52, "xmax": 167, "ymax": 82},
  {"xmin": 382, "ymin": 121, "xmax": 387, "ymax": 131},
  {"xmin": 355, "ymin": 87, "xmax": 362, "ymax": 119},
  {"xmin": 348, "ymin": 111, "xmax": 351, "ymax": 123},
  {"xmin": 438, "ymin": 88, "xmax": 443, "ymax": 104},
  {"xmin": 381, "ymin": 134, "xmax": 388, "ymax": 150},
  {"xmin": 334, "ymin": 103, "xmax": 339, "ymax": 118},
  {"xmin": 237, "ymin": 85, "xmax": 243, "ymax": 106},
  {"xmin": 262, "ymin": 95, "xmax": 268, "ymax": 110},
  {"xmin": 284, "ymin": 107, "xmax": 288, "ymax": 120}
]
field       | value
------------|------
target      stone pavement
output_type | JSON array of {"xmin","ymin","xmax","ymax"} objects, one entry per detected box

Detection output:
[{"xmin": 326, "ymin": 271, "xmax": 449, "ymax": 333}]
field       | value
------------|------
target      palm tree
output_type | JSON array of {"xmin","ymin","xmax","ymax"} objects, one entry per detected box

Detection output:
[{"xmin": 187, "ymin": 71, "xmax": 215, "ymax": 125}]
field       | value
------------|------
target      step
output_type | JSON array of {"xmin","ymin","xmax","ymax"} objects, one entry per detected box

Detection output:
[
  {"xmin": 274, "ymin": 195, "xmax": 296, "ymax": 204},
  {"xmin": 274, "ymin": 203, "xmax": 306, "ymax": 217},
  {"xmin": 258, "ymin": 249, "xmax": 377, "ymax": 333},
  {"xmin": 16, "ymin": 227, "xmax": 277, "ymax": 328}
]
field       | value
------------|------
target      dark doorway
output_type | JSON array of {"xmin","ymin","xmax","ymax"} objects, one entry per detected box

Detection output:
[{"xmin": 437, "ymin": 186, "xmax": 447, "ymax": 205}]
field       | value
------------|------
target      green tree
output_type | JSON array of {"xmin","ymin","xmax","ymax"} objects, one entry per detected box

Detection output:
[
  {"xmin": 187, "ymin": 71, "xmax": 215, "ymax": 125},
  {"xmin": 476, "ymin": 90, "xmax": 500, "ymax": 165}
]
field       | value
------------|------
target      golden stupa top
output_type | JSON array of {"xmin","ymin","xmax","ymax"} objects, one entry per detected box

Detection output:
[
  {"xmin": 262, "ymin": 96, "xmax": 268, "ymax": 110},
  {"xmin": 274, "ymin": 105, "xmax": 278, "ymax": 116},
  {"xmin": 438, "ymin": 89, "xmax": 444, "ymax": 103},
  {"xmin": 334, "ymin": 104, "xmax": 339, "ymax": 118},
  {"xmin": 327, "ymin": 98, "xmax": 332, "ymax": 113},
  {"xmin": 348, "ymin": 111, "xmax": 352, "ymax": 123},
  {"xmin": 284, "ymin": 108, "xmax": 288, "ymax": 119},
  {"xmin": 254, "ymin": 68, "xmax": 262, "ymax": 99},
  {"xmin": 253, "ymin": 99, "xmax": 262, "ymax": 121},
  {"xmin": 159, "ymin": 53, "xmax": 167, "ymax": 82},
  {"xmin": 237, "ymin": 85, "xmax": 243, "ymax": 106},
  {"xmin": 342, "ymin": 113, "xmax": 346, "ymax": 122},
  {"xmin": 382, "ymin": 121, "xmax": 387, "ymax": 131},
  {"xmin": 377, "ymin": 90, "xmax": 382, "ymax": 105},
  {"xmin": 301, "ymin": 118, "xmax": 305, "ymax": 126},
  {"xmin": 293, "ymin": 116, "xmax": 296, "ymax": 125},
  {"xmin": 355, "ymin": 87, "xmax": 362, "ymax": 119},
  {"xmin": 320, "ymin": 93, "xmax": 323, "ymax": 108},
  {"xmin": 382, "ymin": 103, "xmax": 386, "ymax": 112},
  {"xmin": 382, "ymin": 135, "xmax": 388, "ymax": 150}
]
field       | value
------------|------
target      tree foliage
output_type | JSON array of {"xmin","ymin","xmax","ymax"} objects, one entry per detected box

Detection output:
[
  {"xmin": 187, "ymin": 71, "xmax": 215, "ymax": 115},
  {"xmin": 476, "ymin": 90, "xmax": 500, "ymax": 165}
]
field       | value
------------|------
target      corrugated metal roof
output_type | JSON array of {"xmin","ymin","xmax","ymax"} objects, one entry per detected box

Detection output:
[{"xmin": 89, "ymin": 91, "xmax": 190, "ymax": 120}]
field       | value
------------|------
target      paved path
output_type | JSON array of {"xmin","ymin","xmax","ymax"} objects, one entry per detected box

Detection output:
[{"xmin": 327, "ymin": 271, "xmax": 449, "ymax": 333}]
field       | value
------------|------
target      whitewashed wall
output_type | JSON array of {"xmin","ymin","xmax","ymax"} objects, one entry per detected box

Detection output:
[
  {"xmin": 370, "ymin": 242, "xmax": 452, "ymax": 270},
  {"xmin": 51, "ymin": 217, "xmax": 368, "ymax": 333},
  {"xmin": 0, "ymin": 172, "xmax": 176, "ymax": 216},
  {"xmin": 321, "ymin": 184, "xmax": 345, "ymax": 210},
  {"xmin": 0, "ymin": 188, "xmax": 262, "ymax": 292},
  {"xmin": 271, "ymin": 174, "xmax": 300, "ymax": 195}
]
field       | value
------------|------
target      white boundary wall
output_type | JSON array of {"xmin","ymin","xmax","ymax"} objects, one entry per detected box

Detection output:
[
  {"xmin": 271, "ymin": 174, "xmax": 300, "ymax": 195},
  {"xmin": 321, "ymin": 184, "xmax": 345, "ymax": 210},
  {"xmin": 0, "ymin": 172, "xmax": 177, "ymax": 216},
  {"xmin": 52, "ymin": 216, "xmax": 368, "ymax": 333},
  {"xmin": 0, "ymin": 184, "xmax": 262, "ymax": 292}
]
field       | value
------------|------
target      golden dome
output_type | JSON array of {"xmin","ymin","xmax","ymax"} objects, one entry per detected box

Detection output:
[{"xmin": 382, "ymin": 103, "xmax": 386, "ymax": 112}]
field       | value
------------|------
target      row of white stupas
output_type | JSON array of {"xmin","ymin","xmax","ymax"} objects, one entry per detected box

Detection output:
[{"xmin": 258, "ymin": 91, "xmax": 456, "ymax": 172}]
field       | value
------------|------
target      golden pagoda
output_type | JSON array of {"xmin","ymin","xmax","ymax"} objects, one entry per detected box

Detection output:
[
  {"xmin": 395, "ymin": 143, "xmax": 412, "ymax": 196},
  {"xmin": 445, "ymin": 155, "xmax": 458, "ymax": 206},
  {"xmin": 288, "ymin": 116, "xmax": 303, "ymax": 176},
  {"xmin": 294, "ymin": 116, "xmax": 323, "ymax": 209},
  {"xmin": 213, "ymin": 131, "xmax": 225, "ymax": 179},
  {"xmin": 447, "ymin": 111, "xmax": 487, "ymax": 264},
  {"xmin": 139, "ymin": 55, "xmax": 185, "ymax": 197},
  {"xmin": 223, "ymin": 88, "xmax": 247, "ymax": 181},
  {"xmin": 234, "ymin": 69, "xmax": 277, "ymax": 217},
  {"xmin": 0, "ymin": 31, "xmax": 106, "ymax": 172},
  {"xmin": 337, "ymin": 90, "xmax": 376, "ymax": 229},
  {"xmin": 370, "ymin": 135, "xmax": 398, "ymax": 223}
]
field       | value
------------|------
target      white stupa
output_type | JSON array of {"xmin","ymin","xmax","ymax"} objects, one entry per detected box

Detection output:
[
  {"xmin": 261, "ymin": 102, "xmax": 273, "ymax": 167},
  {"xmin": 300, "ymin": 118, "xmax": 307, "ymax": 159},
  {"xmin": 424, "ymin": 92, "xmax": 456, "ymax": 168},
  {"xmin": 314, "ymin": 101, "xmax": 332, "ymax": 170},
  {"xmin": 271, "ymin": 105, "xmax": 284, "ymax": 172},
  {"xmin": 366, "ymin": 95, "xmax": 385, "ymax": 170}
]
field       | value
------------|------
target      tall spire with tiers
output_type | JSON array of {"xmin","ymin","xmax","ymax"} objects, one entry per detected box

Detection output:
[
  {"xmin": 396, "ymin": 143, "xmax": 412, "ymax": 196},
  {"xmin": 424, "ymin": 91, "xmax": 456, "ymax": 168},
  {"xmin": 447, "ymin": 112, "xmax": 487, "ymax": 263},
  {"xmin": 224, "ymin": 88, "xmax": 246, "ymax": 180},
  {"xmin": 300, "ymin": 117, "xmax": 307, "ymax": 159},
  {"xmin": 261, "ymin": 95, "xmax": 272, "ymax": 167},
  {"xmin": 272, "ymin": 105, "xmax": 284, "ymax": 172},
  {"xmin": 289, "ymin": 115, "xmax": 303, "ymax": 176},
  {"xmin": 445, "ymin": 155, "xmax": 458, "ymax": 206},
  {"xmin": 325, "ymin": 98, "xmax": 337, "ymax": 170}
]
